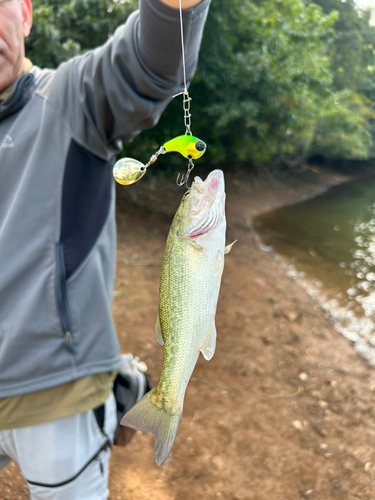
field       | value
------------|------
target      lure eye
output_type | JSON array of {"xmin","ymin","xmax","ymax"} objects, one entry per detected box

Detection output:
[{"xmin": 196, "ymin": 141, "xmax": 206, "ymax": 152}]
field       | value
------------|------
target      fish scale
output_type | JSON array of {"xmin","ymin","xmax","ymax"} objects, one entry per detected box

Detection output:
[
  {"xmin": 158, "ymin": 244, "xmax": 203, "ymax": 401},
  {"xmin": 121, "ymin": 170, "xmax": 235, "ymax": 466}
]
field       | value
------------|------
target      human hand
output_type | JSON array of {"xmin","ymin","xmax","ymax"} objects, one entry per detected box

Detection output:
[{"xmin": 159, "ymin": 0, "xmax": 203, "ymax": 8}]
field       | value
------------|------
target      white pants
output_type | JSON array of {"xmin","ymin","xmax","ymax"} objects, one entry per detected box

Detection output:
[{"xmin": 0, "ymin": 392, "xmax": 117, "ymax": 500}]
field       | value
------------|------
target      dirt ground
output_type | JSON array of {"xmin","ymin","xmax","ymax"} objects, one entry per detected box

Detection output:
[{"xmin": 2, "ymin": 168, "xmax": 375, "ymax": 499}]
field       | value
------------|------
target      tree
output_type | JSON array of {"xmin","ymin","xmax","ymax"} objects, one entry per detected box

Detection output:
[
  {"xmin": 189, "ymin": 0, "xmax": 371, "ymax": 165},
  {"xmin": 26, "ymin": 0, "xmax": 136, "ymax": 69},
  {"xmin": 311, "ymin": 0, "xmax": 375, "ymax": 92},
  {"xmin": 310, "ymin": 0, "xmax": 375, "ymax": 158}
]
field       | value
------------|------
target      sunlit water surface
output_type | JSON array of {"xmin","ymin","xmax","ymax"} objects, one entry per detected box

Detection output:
[{"xmin": 254, "ymin": 179, "xmax": 375, "ymax": 364}]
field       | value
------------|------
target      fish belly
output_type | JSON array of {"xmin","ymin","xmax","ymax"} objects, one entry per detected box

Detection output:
[{"xmin": 157, "ymin": 234, "xmax": 221, "ymax": 400}]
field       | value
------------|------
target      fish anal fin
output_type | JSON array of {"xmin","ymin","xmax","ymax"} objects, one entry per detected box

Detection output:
[
  {"xmin": 155, "ymin": 312, "xmax": 164, "ymax": 346},
  {"xmin": 224, "ymin": 240, "xmax": 237, "ymax": 255},
  {"xmin": 200, "ymin": 321, "xmax": 217, "ymax": 361}
]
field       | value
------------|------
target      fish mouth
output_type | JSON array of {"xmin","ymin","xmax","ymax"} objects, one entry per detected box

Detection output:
[
  {"xmin": 183, "ymin": 170, "xmax": 226, "ymax": 239},
  {"xmin": 192, "ymin": 170, "xmax": 225, "ymax": 196},
  {"xmin": 190, "ymin": 170, "xmax": 225, "ymax": 214}
]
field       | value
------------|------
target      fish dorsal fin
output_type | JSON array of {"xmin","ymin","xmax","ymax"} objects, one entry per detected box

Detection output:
[
  {"xmin": 224, "ymin": 240, "xmax": 237, "ymax": 254},
  {"xmin": 155, "ymin": 312, "xmax": 164, "ymax": 346},
  {"xmin": 200, "ymin": 321, "xmax": 217, "ymax": 361}
]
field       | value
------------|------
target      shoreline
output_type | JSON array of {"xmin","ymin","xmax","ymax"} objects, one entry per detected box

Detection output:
[
  {"xmin": 225, "ymin": 165, "xmax": 365, "ymax": 222},
  {"xmin": 247, "ymin": 169, "xmax": 375, "ymax": 370}
]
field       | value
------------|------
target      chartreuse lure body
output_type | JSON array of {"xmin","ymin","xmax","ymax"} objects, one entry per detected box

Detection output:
[
  {"xmin": 163, "ymin": 135, "xmax": 206, "ymax": 159},
  {"xmin": 113, "ymin": 135, "xmax": 206, "ymax": 186}
]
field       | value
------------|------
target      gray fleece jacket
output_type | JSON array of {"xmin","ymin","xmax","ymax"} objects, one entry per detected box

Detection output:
[{"xmin": 0, "ymin": 0, "xmax": 210, "ymax": 398}]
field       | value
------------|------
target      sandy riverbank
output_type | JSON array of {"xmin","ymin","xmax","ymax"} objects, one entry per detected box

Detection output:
[{"xmin": 1, "ymin": 167, "xmax": 375, "ymax": 500}]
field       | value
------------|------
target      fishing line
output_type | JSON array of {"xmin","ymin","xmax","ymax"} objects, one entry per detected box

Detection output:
[
  {"xmin": 178, "ymin": 0, "xmax": 188, "ymax": 95},
  {"xmin": 112, "ymin": 0, "xmax": 207, "ymax": 188}
]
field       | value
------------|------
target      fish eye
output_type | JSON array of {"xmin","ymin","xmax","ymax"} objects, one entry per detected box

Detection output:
[
  {"xmin": 182, "ymin": 190, "xmax": 190, "ymax": 201},
  {"xmin": 196, "ymin": 141, "xmax": 205, "ymax": 152}
]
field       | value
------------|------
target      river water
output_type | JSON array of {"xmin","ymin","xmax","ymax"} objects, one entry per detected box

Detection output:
[{"xmin": 254, "ymin": 178, "xmax": 375, "ymax": 364}]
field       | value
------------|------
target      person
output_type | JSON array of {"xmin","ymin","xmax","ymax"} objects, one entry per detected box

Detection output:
[{"xmin": 0, "ymin": 0, "xmax": 210, "ymax": 497}]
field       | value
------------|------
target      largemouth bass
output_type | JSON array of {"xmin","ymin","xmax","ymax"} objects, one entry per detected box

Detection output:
[{"xmin": 121, "ymin": 169, "xmax": 235, "ymax": 466}]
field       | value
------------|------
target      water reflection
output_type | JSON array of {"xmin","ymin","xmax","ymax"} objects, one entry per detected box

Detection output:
[{"xmin": 254, "ymin": 179, "xmax": 375, "ymax": 364}]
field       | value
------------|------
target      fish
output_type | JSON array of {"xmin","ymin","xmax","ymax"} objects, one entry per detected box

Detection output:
[{"xmin": 121, "ymin": 169, "xmax": 235, "ymax": 466}]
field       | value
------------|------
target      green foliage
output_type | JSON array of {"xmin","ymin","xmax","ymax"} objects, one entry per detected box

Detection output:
[
  {"xmin": 192, "ymin": 0, "xmax": 338, "ymax": 166},
  {"xmin": 26, "ymin": 0, "xmax": 375, "ymax": 168},
  {"xmin": 311, "ymin": 91, "xmax": 372, "ymax": 159},
  {"xmin": 26, "ymin": 0, "xmax": 136, "ymax": 68},
  {"xmin": 311, "ymin": 0, "xmax": 375, "ymax": 92},
  {"xmin": 308, "ymin": 0, "xmax": 375, "ymax": 161}
]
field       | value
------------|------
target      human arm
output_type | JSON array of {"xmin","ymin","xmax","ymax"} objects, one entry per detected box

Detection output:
[{"xmin": 44, "ymin": 0, "xmax": 211, "ymax": 159}]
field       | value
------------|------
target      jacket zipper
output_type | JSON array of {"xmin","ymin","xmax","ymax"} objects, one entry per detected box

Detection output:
[{"xmin": 55, "ymin": 243, "xmax": 76, "ymax": 354}]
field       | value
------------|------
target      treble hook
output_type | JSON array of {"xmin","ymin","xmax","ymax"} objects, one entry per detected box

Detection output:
[{"xmin": 176, "ymin": 157, "xmax": 194, "ymax": 188}]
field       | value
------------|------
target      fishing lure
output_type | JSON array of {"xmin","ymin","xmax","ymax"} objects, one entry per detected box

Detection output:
[
  {"xmin": 113, "ymin": 133, "xmax": 206, "ymax": 186},
  {"xmin": 113, "ymin": 0, "xmax": 206, "ymax": 188}
]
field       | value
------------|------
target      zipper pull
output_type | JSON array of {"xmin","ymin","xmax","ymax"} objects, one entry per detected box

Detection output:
[
  {"xmin": 64, "ymin": 331, "xmax": 72, "ymax": 346},
  {"xmin": 64, "ymin": 331, "xmax": 76, "ymax": 354}
]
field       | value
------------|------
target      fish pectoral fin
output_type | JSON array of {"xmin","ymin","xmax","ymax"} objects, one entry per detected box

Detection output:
[
  {"xmin": 188, "ymin": 239, "xmax": 204, "ymax": 251},
  {"xmin": 200, "ymin": 321, "xmax": 217, "ymax": 361},
  {"xmin": 155, "ymin": 312, "xmax": 164, "ymax": 346},
  {"xmin": 178, "ymin": 235, "xmax": 203, "ymax": 251},
  {"xmin": 224, "ymin": 240, "xmax": 237, "ymax": 255},
  {"xmin": 213, "ymin": 251, "xmax": 224, "ymax": 280}
]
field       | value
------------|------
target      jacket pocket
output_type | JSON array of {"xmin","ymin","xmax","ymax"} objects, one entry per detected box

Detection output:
[{"xmin": 55, "ymin": 243, "xmax": 75, "ymax": 354}]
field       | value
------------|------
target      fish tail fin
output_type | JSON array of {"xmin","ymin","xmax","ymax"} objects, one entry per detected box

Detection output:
[{"xmin": 120, "ymin": 388, "xmax": 182, "ymax": 466}]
